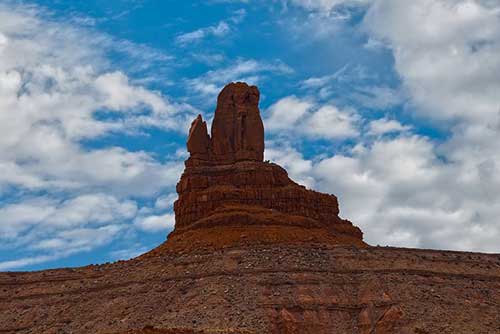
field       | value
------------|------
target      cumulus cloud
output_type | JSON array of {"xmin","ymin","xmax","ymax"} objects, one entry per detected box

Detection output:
[
  {"xmin": 0, "ymin": 194, "xmax": 136, "ymax": 239},
  {"xmin": 367, "ymin": 118, "xmax": 411, "ymax": 136},
  {"xmin": 364, "ymin": 0, "xmax": 500, "ymax": 124},
  {"xmin": 0, "ymin": 4, "xmax": 185, "ymax": 269},
  {"xmin": 266, "ymin": 96, "xmax": 360, "ymax": 139},
  {"xmin": 280, "ymin": 0, "xmax": 500, "ymax": 253},
  {"xmin": 135, "ymin": 213, "xmax": 176, "ymax": 232},
  {"xmin": 266, "ymin": 132, "xmax": 498, "ymax": 252},
  {"xmin": 265, "ymin": 143, "xmax": 316, "ymax": 188},
  {"xmin": 266, "ymin": 96, "xmax": 312, "ymax": 129}
]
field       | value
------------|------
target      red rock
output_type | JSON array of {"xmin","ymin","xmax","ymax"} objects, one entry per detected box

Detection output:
[
  {"xmin": 171, "ymin": 82, "xmax": 364, "ymax": 250},
  {"xmin": 186, "ymin": 114, "xmax": 210, "ymax": 161},
  {"xmin": 211, "ymin": 82, "xmax": 264, "ymax": 163},
  {"xmin": 185, "ymin": 82, "xmax": 265, "ymax": 167}
]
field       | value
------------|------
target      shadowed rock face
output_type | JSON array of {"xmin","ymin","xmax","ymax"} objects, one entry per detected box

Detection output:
[{"xmin": 172, "ymin": 82, "xmax": 364, "ymax": 250}]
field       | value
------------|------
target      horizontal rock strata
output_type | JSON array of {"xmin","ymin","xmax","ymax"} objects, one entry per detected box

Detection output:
[
  {"xmin": 2, "ymin": 245, "xmax": 499, "ymax": 334},
  {"xmin": 171, "ymin": 82, "xmax": 363, "ymax": 249}
]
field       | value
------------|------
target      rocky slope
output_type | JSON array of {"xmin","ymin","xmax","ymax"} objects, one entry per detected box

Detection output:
[
  {"xmin": 1, "ymin": 83, "xmax": 499, "ymax": 334},
  {"xmin": 1, "ymin": 245, "xmax": 499, "ymax": 334}
]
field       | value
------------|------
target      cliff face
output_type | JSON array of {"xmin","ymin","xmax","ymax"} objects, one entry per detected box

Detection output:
[
  {"xmin": 1, "ymin": 83, "xmax": 499, "ymax": 334},
  {"xmin": 170, "ymin": 82, "xmax": 363, "ymax": 251}
]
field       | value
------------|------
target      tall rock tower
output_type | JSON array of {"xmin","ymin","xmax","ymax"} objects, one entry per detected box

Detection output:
[
  {"xmin": 185, "ymin": 82, "xmax": 264, "ymax": 166},
  {"xmin": 169, "ymin": 82, "xmax": 364, "ymax": 250}
]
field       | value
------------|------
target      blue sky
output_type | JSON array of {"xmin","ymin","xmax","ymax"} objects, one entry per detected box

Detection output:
[{"xmin": 1, "ymin": 0, "xmax": 499, "ymax": 271}]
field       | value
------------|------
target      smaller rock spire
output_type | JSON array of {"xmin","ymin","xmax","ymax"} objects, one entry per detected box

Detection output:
[{"xmin": 187, "ymin": 114, "xmax": 210, "ymax": 159}]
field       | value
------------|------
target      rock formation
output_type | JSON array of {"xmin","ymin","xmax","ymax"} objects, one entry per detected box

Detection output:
[
  {"xmin": 169, "ymin": 82, "xmax": 363, "ymax": 250},
  {"xmin": 185, "ymin": 83, "xmax": 263, "ymax": 166},
  {"xmin": 1, "ymin": 83, "xmax": 499, "ymax": 334}
]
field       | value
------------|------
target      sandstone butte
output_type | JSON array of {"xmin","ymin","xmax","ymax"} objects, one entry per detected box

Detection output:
[{"xmin": 1, "ymin": 83, "xmax": 499, "ymax": 334}]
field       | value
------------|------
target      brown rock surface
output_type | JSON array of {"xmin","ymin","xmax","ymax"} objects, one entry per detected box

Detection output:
[
  {"xmin": 173, "ymin": 82, "xmax": 364, "ymax": 250},
  {"xmin": 211, "ymin": 82, "xmax": 264, "ymax": 163},
  {"xmin": 1, "ymin": 83, "xmax": 499, "ymax": 334},
  {"xmin": 185, "ymin": 82, "xmax": 264, "ymax": 167},
  {"xmin": 187, "ymin": 115, "xmax": 210, "ymax": 159},
  {"xmin": 1, "ymin": 246, "xmax": 499, "ymax": 334}
]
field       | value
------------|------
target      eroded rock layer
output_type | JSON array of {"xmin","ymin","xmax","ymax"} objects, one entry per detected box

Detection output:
[
  {"xmin": 1, "ymin": 245, "xmax": 499, "ymax": 334},
  {"xmin": 171, "ymin": 82, "xmax": 363, "ymax": 249}
]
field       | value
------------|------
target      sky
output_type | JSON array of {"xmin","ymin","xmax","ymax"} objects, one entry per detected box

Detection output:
[{"xmin": 0, "ymin": 0, "xmax": 499, "ymax": 271}]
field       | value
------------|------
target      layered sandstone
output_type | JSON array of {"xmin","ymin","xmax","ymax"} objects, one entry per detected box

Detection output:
[
  {"xmin": 170, "ymin": 82, "xmax": 363, "ymax": 250},
  {"xmin": 2, "ymin": 83, "xmax": 499, "ymax": 334},
  {"xmin": 1, "ymin": 246, "xmax": 499, "ymax": 334}
]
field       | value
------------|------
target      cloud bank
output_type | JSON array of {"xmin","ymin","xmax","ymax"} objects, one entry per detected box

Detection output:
[
  {"xmin": 0, "ymin": 4, "xmax": 185, "ymax": 270},
  {"xmin": 266, "ymin": 0, "xmax": 500, "ymax": 253}
]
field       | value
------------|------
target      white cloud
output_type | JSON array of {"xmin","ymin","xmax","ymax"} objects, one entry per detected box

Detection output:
[
  {"xmin": 0, "ymin": 224, "xmax": 128, "ymax": 270},
  {"xmin": 265, "ymin": 143, "xmax": 315, "ymax": 188},
  {"xmin": 109, "ymin": 245, "xmax": 150, "ymax": 261},
  {"xmin": 290, "ymin": 0, "xmax": 370, "ymax": 13},
  {"xmin": 266, "ymin": 96, "xmax": 312, "ymax": 130},
  {"xmin": 352, "ymin": 0, "xmax": 500, "ymax": 251},
  {"xmin": 176, "ymin": 21, "xmax": 230, "ymax": 46},
  {"xmin": 367, "ymin": 118, "xmax": 411, "ymax": 136},
  {"xmin": 0, "ymin": 3, "xmax": 185, "ymax": 269},
  {"xmin": 351, "ymin": 86, "xmax": 405, "ymax": 110},
  {"xmin": 306, "ymin": 105, "xmax": 359, "ymax": 138},
  {"xmin": 266, "ymin": 96, "xmax": 359, "ymax": 139},
  {"xmin": 0, "ymin": 4, "xmax": 187, "ymax": 194},
  {"xmin": 185, "ymin": 59, "xmax": 293, "ymax": 103},
  {"xmin": 94, "ymin": 72, "xmax": 170, "ymax": 112},
  {"xmin": 154, "ymin": 193, "xmax": 177, "ymax": 210},
  {"xmin": 0, "ymin": 194, "xmax": 136, "ymax": 244},
  {"xmin": 307, "ymin": 134, "xmax": 500, "ymax": 252},
  {"xmin": 135, "ymin": 213, "xmax": 175, "ymax": 232},
  {"xmin": 299, "ymin": 68, "xmax": 404, "ymax": 109},
  {"xmin": 34, "ymin": 225, "xmax": 125, "ymax": 252},
  {"xmin": 175, "ymin": 7, "xmax": 246, "ymax": 46},
  {"xmin": 282, "ymin": 0, "xmax": 500, "ymax": 253},
  {"xmin": 202, "ymin": 59, "xmax": 293, "ymax": 85},
  {"xmin": 0, "ymin": 254, "xmax": 61, "ymax": 271},
  {"xmin": 364, "ymin": 0, "xmax": 500, "ymax": 123},
  {"xmin": 301, "ymin": 75, "xmax": 336, "ymax": 89}
]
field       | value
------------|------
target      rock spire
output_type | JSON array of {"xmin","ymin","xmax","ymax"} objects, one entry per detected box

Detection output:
[
  {"xmin": 186, "ymin": 82, "xmax": 264, "ymax": 166},
  {"xmin": 170, "ymin": 82, "xmax": 364, "ymax": 250}
]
